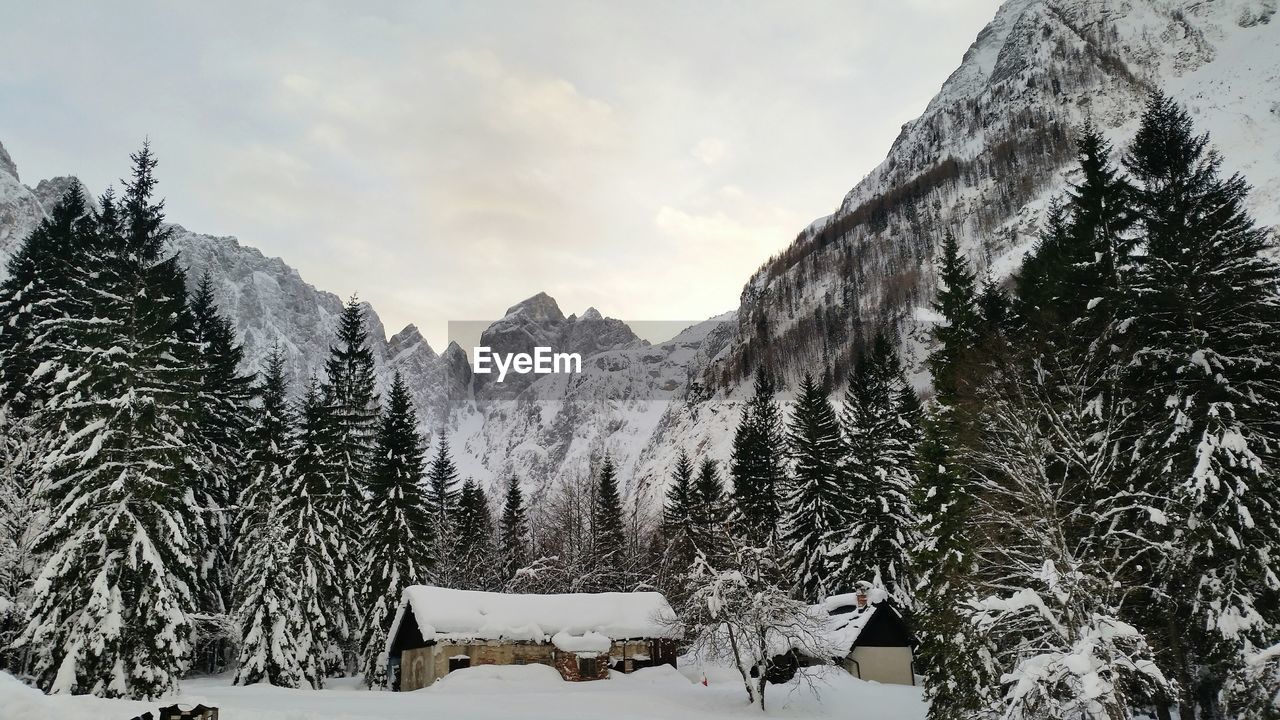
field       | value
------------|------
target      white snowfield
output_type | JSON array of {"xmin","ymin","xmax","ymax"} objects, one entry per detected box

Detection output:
[{"xmin": 0, "ymin": 665, "xmax": 928, "ymax": 720}]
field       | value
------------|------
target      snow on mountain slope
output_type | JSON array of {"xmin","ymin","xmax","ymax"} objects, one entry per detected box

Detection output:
[{"xmin": 625, "ymin": 0, "xmax": 1280, "ymax": 499}]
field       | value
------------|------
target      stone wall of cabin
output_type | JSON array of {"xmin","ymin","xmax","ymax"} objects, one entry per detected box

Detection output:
[{"xmin": 398, "ymin": 638, "xmax": 677, "ymax": 690}]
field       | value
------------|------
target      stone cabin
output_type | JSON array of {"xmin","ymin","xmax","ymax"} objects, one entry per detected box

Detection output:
[
  {"xmin": 385, "ymin": 585, "xmax": 681, "ymax": 690},
  {"xmin": 812, "ymin": 590, "xmax": 916, "ymax": 685}
]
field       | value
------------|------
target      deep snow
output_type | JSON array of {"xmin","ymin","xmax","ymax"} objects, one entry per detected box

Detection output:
[{"xmin": 0, "ymin": 665, "xmax": 927, "ymax": 720}]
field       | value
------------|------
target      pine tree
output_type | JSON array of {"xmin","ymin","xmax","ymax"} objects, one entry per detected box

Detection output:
[
  {"xmin": 0, "ymin": 405, "xmax": 43, "ymax": 673},
  {"xmin": 780, "ymin": 371, "xmax": 848, "ymax": 602},
  {"xmin": 729, "ymin": 365, "xmax": 787, "ymax": 548},
  {"xmin": 425, "ymin": 437, "xmax": 460, "ymax": 582},
  {"xmin": 499, "ymin": 476, "xmax": 529, "ymax": 582},
  {"xmin": 590, "ymin": 455, "xmax": 626, "ymax": 581},
  {"xmin": 1117, "ymin": 92, "xmax": 1280, "ymax": 717},
  {"xmin": 279, "ymin": 376, "xmax": 345, "ymax": 685},
  {"xmin": 232, "ymin": 345, "xmax": 307, "ymax": 688},
  {"xmin": 320, "ymin": 295, "xmax": 379, "ymax": 672},
  {"xmin": 928, "ymin": 230, "xmax": 982, "ymax": 405},
  {"xmin": 15, "ymin": 146, "xmax": 208, "ymax": 699},
  {"xmin": 188, "ymin": 272, "xmax": 253, "ymax": 624},
  {"xmin": 691, "ymin": 458, "xmax": 729, "ymax": 563},
  {"xmin": 239, "ymin": 345, "xmax": 292, "ymax": 535},
  {"xmin": 662, "ymin": 451, "xmax": 698, "ymax": 579},
  {"xmin": 831, "ymin": 333, "xmax": 921, "ymax": 608},
  {"xmin": 232, "ymin": 510, "xmax": 307, "ymax": 689},
  {"xmin": 1063, "ymin": 122, "xmax": 1134, "ymax": 331},
  {"xmin": 358, "ymin": 372, "xmax": 432, "ymax": 688},
  {"xmin": 452, "ymin": 479, "xmax": 495, "ymax": 590},
  {"xmin": 0, "ymin": 183, "xmax": 94, "ymax": 418},
  {"xmin": 917, "ymin": 226, "xmax": 989, "ymax": 720},
  {"xmin": 977, "ymin": 276, "xmax": 1010, "ymax": 336}
]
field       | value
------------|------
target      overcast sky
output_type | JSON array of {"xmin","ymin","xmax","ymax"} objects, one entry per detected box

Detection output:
[{"xmin": 0, "ymin": 1, "xmax": 1002, "ymax": 349}]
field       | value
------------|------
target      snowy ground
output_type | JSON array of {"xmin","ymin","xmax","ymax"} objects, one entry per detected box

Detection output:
[{"xmin": 0, "ymin": 664, "xmax": 927, "ymax": 719}]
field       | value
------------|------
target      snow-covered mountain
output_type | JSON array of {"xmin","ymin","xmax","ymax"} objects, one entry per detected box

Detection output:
[
  {"xmin": 1, "ymin": 0, "xmax": 1277, "ymax": 510},
  {"xmin": 626, "ymin": 0, "xmax": 1280, "ymax": 502}
]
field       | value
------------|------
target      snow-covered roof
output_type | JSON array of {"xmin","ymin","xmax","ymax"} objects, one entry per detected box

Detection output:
[
  {"xmin": 813, "ymin": 588, "xmax": 902, "ymax": 656},
  {"xmin": 387, "ymin": 586, "xmax": 681, "ymax": 651}
]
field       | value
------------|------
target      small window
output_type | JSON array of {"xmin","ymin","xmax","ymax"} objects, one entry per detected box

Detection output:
[
  {"xmin": 578, "ymin": 657, "xmax": 598, "ymax": 677},
  {"xmin": 449, "ymin": 655, "xmax": 471, "ymax": 673}
]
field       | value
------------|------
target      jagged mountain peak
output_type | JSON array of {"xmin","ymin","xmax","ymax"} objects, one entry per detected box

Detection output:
[
  {"xmin": 503, "ymin": 291, "xmax": 565, "ymax": 324},
  {"xmin": 388, "ymin": 324, "xmax": 436, "ymax": 363},
  {"xmin": 0, "ymin": 141, "xmax": 17, "ymax": 182}
]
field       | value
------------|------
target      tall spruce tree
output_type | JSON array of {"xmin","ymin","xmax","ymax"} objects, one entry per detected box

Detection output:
[
  {"xmin": 189, "ymin": 272, "xmax": 253, "ymax": 621},
  {"xmin": 358, "ymin": 372, "xmax": 432, "ymax": 688},
  {"xmin": 662, "ymin": 451, "xmax": 698, "ymax": 575},
  {"xmin": 831, "ymin": 333, "xmax": 921, "ymax": 608},
  {"xmin": 320, "ymin": 295, "xmax": 379, "ymax": 672},
  {"xmin": 691, "ymin": 458, "xmax": 729, "ymax": 563},
  {"xmin": 232, "ymin": 344, "xmax": 307, "ymax": 688},
  {"xmin": 499, "ymin": 476, "xmax": 529, "ymax": 582},
  {"xmin": 232, "ymin": 508, "xmax": 307, "ymax": 689},
  {"xmin": 452, "ymin": 479, "xmax": 494, "ymax": 590},
  {"xmin": 0, "ymin": 183, "xmax": 94, "ymax": 418},
  {"xmin": 425, "ymin": 437, "xmax": 460, "ymax": 582},
  {"xmin": 1118, "ymin": 92, "xmax": 1280, "ymax": 717},
  {"xmin": 729, "ymin": 365, "xmax": 787, "ymax": 548},
  {"xmin": 591, "ymin": 455, "xmax": 626, "ymax": 580},
  {"xmin": 279, "ymin": 376, "xmax": 345, "ymax": 685},
  {"xmin": 780, "ymin": 371, "xmax": 847, "ymax": 602},
  {"xmin": 928, "ymin": 230, "xmax": 982, "ymax": 405},
  {"xmin": 916, "ymin": 226, "xmax": 990, "ymax": 720},
  {"xmin": 15, "ymin": 147, "xmax": 208, "ymax": 699}
]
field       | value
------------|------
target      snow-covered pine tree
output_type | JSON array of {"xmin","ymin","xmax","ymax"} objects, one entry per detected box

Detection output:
[
  {"xmin": 499, "ymin": 476, "xmax": 529, "ymax": 583},
  {"xmin": 320, "ymin": 295, "xmax": 379, "ymax": 672},
  {"xmin": 780, "ymin": 371, "xmax": 847, "ymax": 602},
  {"xmin": 238, "ymin": 345, "xmax": 292, "ymax": 537},
  {"xmin": 188, "ymin": 272, "xmax": 254, "ymax": 649},
  {"xmin": 0, "ymin": 183, "xmax": 94, "ymax": 418},
  {"xmin": 15, "ymin": 146, "xmax": 208, "ymax": 700},
  {"xmin": 1118, "ymin": 91, "xmax": 1280, "ymax": 716},
  {"xmin": 358, "ymin": 372, "xmax": 432, "ymax": 688},
  {"xmin": 452, "ymin": 479, "xmax": 495, "ymax": 590},
  {"xmin": 831, "ymin": 332, "xmax": 921, "ymax": 609},
  {"xmin": 691, "ymin": 458, "xmax": 729, "ymax": 564},
  {"xmin": 663, "ymin": 451, "xmax": 696, "ymax": 565},
  {"xmin": 0, "ymin": 188, "xmax": 87, "ymax": 671},
  {"xmin": 425, "ymin": 437, "xmax": 459, "ymax": 584},
  {"xmin": 729, "ymin": 365, "xmax": 787, "ymax": 548},
  {"xmin": 1062, "ymin": 122, "xmax": 1135, "ymax": 336},
  {"xmin": 232, "ymin": 344, "xmax": 308, "ymax": 688},
  {"xmin": 589, "ymin": 455, "xmax": 625, "ymax": 586},
  {"xmin": 231, "ymin": 508, "xmax": 306, "ymax": 689},
  {"xmin": 279, "ymin": 376, "xmax": 346, "ymax": 686}
]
